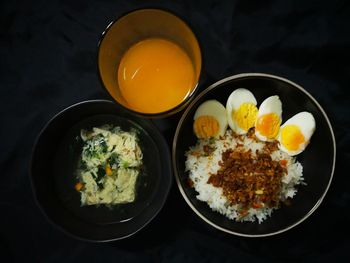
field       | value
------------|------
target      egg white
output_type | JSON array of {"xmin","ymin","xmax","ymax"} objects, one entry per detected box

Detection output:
[
  {"xmin": 278, "ymin": 111, "xmax": 316, "ymax": 156},
  {"xmin": 194, "ymin": 100, "xmax": 228, "ymax": 138}
]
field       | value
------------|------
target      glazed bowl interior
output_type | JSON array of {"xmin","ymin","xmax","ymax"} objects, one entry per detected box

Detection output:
[
  {"xmin": 173, "ymin": 73, "xmax": 336, "ymax": 237},
  {"xmin": 31, "ymin": 100, "xmax": 172, "ymax": 241},
  {"xmin": 98, "ymin": 8, "xmax": 202, "ymax": 118}
]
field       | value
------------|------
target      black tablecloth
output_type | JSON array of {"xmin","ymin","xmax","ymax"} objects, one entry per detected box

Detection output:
[{"xmin": 1, "ymin": 0, "xmax": 349, "ymax": 262}]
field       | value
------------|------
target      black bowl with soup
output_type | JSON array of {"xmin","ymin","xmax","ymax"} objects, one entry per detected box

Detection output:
[
  {"xmin": 30, "ymin": 100, "xmax": 172, "ymax": 241},
  {"xmin": 173, "ymin": 73, "xmax": 336, "ymax": 237}
]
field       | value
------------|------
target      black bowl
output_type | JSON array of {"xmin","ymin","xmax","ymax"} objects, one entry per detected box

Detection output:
[
  {"xmin": 31, "ymin": 100, "xmax": 172, "ymax": 242},
  {"xmin": 173, "ymin": 73, "xmax": 336, "ymax": 237}
]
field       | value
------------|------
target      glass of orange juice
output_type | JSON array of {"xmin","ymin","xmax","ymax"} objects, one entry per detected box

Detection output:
[{"xmin": 98, "ymin": 8, "xmax": 202, "ymax": 118}]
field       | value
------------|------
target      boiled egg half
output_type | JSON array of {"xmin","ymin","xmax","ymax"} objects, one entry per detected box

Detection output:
[
  {"xmin": 278, "ymin": 112, "xmax": 316, "ymax": 156},
  {"xmin": 226, "ymin": 88, "xmax": 258, "ymax": 134},
  {"xmin": 255, "ymin": 95, "xmax": 282, "ymax": 141},
  {"xmin": 193, "ymin": 100, "xmax": 227, "ymax": 139}
]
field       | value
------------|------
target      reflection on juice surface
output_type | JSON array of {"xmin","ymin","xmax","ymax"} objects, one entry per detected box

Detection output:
[{"xmin": 118, "ymin": 38, "xmax": 196, "ymax": 113}]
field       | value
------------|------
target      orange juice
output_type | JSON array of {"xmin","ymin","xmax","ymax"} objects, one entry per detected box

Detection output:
[{"xmin": 117, "ymin": 38, "xmax": 196, "ymax": 113}]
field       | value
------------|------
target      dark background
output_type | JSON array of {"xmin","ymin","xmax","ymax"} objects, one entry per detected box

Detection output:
[{"xmin": 1, "ymin": 0, "xmax": 350, "ymax": 262}]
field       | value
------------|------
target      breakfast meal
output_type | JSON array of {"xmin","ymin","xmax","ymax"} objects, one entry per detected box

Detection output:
[
  {"xmin": 186, "ymin": 88, "xmax": 316, "ymax": 222},
  {"xmin": 74, "ymin": 125, "xmax": 143, "ymax": 206},
  {"xmin": 118, "ymin": 38, "xmax": 196, "ymax": 113}
]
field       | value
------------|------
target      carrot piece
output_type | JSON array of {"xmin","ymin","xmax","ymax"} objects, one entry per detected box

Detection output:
[
  {"xmin": 75, "ymin": 182, "xmax": 84, "ymax": 191},
  {"xmin": 105, "ymin": 164, "xmax": 113, "ymax": 176},
  {"xmin": 252, "ymin": 202, "xmax": 263, "ymax": 209},
  {"xmin": 280, "ymin": 159, "xmax": 287, "ymax": 166}
]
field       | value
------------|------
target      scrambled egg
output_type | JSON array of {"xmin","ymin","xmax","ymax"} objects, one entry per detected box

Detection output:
[{"xmin": 76, "ymin": 125, "xmax": 143, "ymax": 206}]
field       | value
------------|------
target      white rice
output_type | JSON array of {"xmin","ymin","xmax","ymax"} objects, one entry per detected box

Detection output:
[{"xmin": 185, "ymin": 130, "xmax": 304, "ymax": 223}]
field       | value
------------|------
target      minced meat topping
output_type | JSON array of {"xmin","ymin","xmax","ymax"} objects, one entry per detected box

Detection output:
[{"xmin": 208, "ymin": 147, "xmax": 287, "ymax": 210}]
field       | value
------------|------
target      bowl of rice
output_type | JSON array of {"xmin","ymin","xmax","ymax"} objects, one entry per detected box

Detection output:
[
  {"xmin": 31, "ymin": 100, "xmax": 172, "ymax": 241},
  {"xmin": 173, "ymin": 73, "xmax": 336, "ymax": 237}
]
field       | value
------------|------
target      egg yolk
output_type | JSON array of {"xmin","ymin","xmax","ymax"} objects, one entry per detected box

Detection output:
[
  {"xmin": 256, "ymin": 113, "xmax": 280, "ymax": 139},
  {"xmin": 193, "ymin": 116, "xmax": 220, "ymax": 139},
  {"xmin": 233, "ymin": 103, "xmax": 258, "ymax": 131},
  {"xmin": 280, "ymin": 125, "xmax": 305, "ymax": 151}
]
